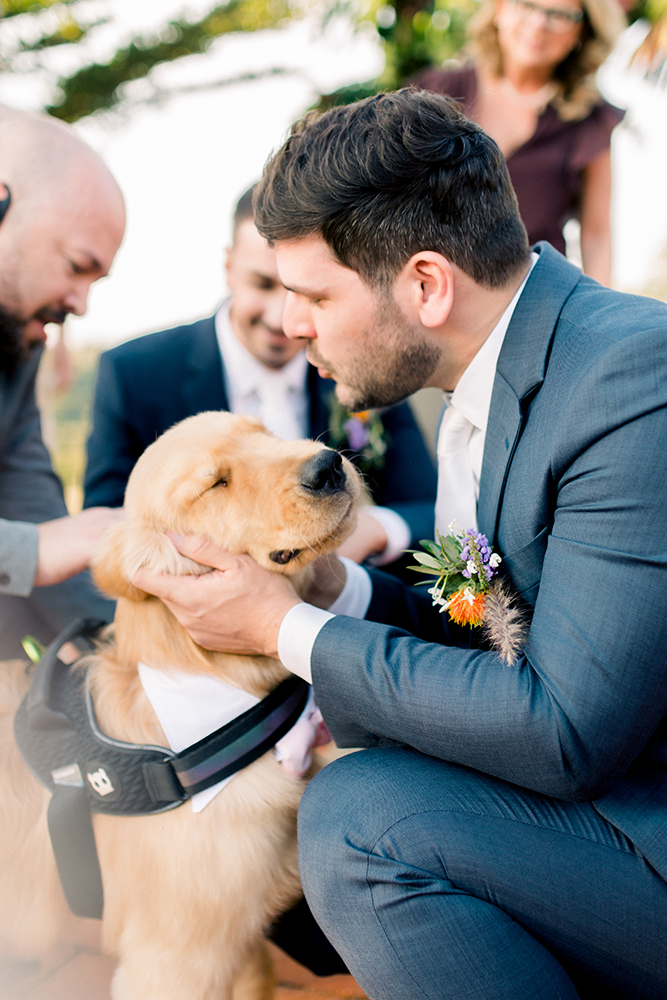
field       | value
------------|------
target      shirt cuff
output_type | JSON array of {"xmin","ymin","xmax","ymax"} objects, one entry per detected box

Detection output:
[
  {"xmin": 277, "ymin": 604, "xmax": 331, "ymax": 684},
  {"xmin": 363, "ymin": 506, "xmax": 411, "ymax": 566},
  {"xmin": 277, "ymin": 558, "xmax": 373, "ymax": 684},
  {"xmin": 0, "ymin": 519, "xmax": 39, "ymax": 597},
  {"xmin": 328, "ymin": 557, "xmax": 373, "ymax": 617}
]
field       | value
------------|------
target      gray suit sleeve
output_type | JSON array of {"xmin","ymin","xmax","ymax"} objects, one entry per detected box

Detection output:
[
  {"xmin": 0, "ymin": 518, "xmax": 38, "ymax": 596},
  {"xmin": 0, "ymin": 354, "xmax": 114, "ymax": 655}
]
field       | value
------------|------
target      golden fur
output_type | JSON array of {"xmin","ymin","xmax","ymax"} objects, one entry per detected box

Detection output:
[{"xmin": 0, "ymin": 411, "xmax": 361, "ymax": 1000}]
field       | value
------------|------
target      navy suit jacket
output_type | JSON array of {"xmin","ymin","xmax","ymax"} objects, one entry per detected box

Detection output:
[
  {"xmin": 83, "ymin": 311, "xmax": 437, "ymax": 553},
  {"xmin": 309, "ymin": 244, "xmax": 667, "ymax": 883}
]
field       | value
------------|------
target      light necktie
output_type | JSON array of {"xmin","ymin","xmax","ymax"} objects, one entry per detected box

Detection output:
[
  {"xmin": 255, "ymin": 371, "xmax": 303, "ymax": 441},
  {"xmin": 434, "ymin": 404, "xmax": 478, "ymax": 534}
]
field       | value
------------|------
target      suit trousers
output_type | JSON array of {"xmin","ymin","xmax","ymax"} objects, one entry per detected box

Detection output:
[{"xmin": 298, "ymin": 748, "xmax": 667, "ymax": 1000}]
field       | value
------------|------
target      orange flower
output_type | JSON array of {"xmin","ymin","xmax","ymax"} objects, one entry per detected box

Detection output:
[{"xmin": 448, "ymin": 588, "xmax": 485, "ymax": 628}]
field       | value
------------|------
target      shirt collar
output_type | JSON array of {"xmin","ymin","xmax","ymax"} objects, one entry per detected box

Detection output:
[
  {"xmin": 214, "ymin": 299, "xmax": 308, "ymax": 399},
  {"xmin": 450, "ymin": 252, "xmax": 538, "ymax": 431}
]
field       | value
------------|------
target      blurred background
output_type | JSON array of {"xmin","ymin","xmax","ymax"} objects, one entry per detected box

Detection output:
[{"xmin": 1, "ymin": 0, "xmax": 665, "ymax": 509}]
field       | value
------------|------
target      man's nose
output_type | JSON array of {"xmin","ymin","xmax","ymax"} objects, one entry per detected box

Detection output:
[
  {"xmin": 283, "ymin": 291, "xmax": 315, "ymax": 340},
  {"xmin": 63, "ymin": 279, "xmax": 93, "ymax": 317}
]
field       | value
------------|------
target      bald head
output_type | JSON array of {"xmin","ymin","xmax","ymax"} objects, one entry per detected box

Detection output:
[{"xmin": 0, "ymin": 104, "xmax": 125, "ymax": 372}]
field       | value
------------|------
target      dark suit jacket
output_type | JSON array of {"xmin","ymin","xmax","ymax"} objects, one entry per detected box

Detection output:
[
  {"xmin": 309, "ymin": 244, "xmax": 667, "ymax": 883},
  {"xmin": 83, "ymin": 311, "xmax": 437, "ymax": 553},
  {"xmin": 0, "ymin": 347, "xmax": 113, "ymax": 657}
]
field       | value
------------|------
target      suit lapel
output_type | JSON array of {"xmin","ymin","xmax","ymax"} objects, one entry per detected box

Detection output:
[
  {"xmin": 182, "ymin": 313, "xmax": 229, "ymax": 417},
  {"xmin": 308, "ymin": 367, "xmax": 335, "ymax": 443},
  {"xmin": 477, "ymin": 244, "xmax": 582, "ymax": 542}
]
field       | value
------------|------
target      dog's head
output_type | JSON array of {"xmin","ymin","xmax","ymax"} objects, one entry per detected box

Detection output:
[{"xmin": 93, "ymin": 411, "xmax": 362, "ymax": 601}]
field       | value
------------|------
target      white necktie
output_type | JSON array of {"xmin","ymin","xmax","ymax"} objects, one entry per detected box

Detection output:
[
  {"xmin": 434, "ymin": 404, "xmax": 478, "ymax": 534},
  {"xmin": 256, "ymin": 371, "xmax": 303, "ymax": 441}
]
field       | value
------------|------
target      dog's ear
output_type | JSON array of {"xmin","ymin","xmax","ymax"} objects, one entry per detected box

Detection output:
[
  {"xmin": 92, "ymin": 521, "xmax": 210, "ymax": 601},
  {"xmin": 92, "ymin": 522, "xmax": 148, "ymax": 601}
]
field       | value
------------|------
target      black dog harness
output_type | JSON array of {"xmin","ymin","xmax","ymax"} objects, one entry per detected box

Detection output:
[{"xmin": 14, "ymin": 618, "xmax": 310, "ymax": 920}]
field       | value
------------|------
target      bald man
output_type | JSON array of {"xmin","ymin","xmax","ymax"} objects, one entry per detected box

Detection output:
[{"xmin": 0, "ymin": 104, "xmax": 125, "ymax": 657}]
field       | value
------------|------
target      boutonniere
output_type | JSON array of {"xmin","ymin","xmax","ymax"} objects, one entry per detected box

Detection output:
[
  {"xmin": 408, "ymin": 521, "xmax": 527, "ymax": 665},
  {"xmin": 327, "ymin": 395, "xmax": 390, "ymax": 474}
]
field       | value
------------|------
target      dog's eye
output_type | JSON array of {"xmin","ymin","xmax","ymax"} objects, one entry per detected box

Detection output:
[{"xmin": 212, "ymin": 477, "xmax": 228, "ymax": 488}]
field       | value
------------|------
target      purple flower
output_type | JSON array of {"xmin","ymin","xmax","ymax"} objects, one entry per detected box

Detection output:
[
  {"xmin": 461, "ymin": 529, "xmax": 500, "ymax": 582},
  {"xmin": 344, "ymin": 416, "xmax": 370, "ymax": 451}
]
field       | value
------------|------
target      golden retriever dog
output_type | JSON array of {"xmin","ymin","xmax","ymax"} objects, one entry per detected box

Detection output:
[{"xmin": 0, "ymin": 411, "xmax": 361, "ymax": 1000}]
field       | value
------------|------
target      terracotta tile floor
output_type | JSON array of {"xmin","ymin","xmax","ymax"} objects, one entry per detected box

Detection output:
[{"xmin": 0, "ymin": 930, "xmax": 366, "ymax": 1000}]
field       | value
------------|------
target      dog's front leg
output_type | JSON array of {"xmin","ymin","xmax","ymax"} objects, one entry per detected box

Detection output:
[{"xmin": 231, "ymin": 944, "xmax": 274, "ymax": 1000}]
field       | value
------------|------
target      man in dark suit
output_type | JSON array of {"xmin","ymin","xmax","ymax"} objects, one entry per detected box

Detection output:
[
  {"xmin": 0, "ymin": 104, "xmax": 124, "ymax": 657},
  {"xmin": 133, "ymin": 90, "xmax": 667, "ymax": 999},
  {"xmin": 84, "ymin": 186, "xmax": 437, "ymax": 570}
]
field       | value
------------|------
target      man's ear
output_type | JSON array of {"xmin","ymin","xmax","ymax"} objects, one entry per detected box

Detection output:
[
  {"xmin": 224, "ymin": 244, "xmax": 234, "ymax": 286},
  {"xmin": 397, "ymin": 251, "xmax": 454, "ymax": 329}
]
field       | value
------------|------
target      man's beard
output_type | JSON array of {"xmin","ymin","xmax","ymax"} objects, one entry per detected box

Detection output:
[
  {"xmin": 308, "ymin": 294, "xmax": 441, "ymax": 412},
  {"xmin": 0, "ymin": 304, "xmax": 25, "ymax": 378},
  {"xmin": 0, "ymin": 305, "xmax": 67, "ymax": 379}
]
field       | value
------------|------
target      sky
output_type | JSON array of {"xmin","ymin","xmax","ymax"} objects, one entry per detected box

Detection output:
[{"xmin": 0, "ymin": 3, "xmax": 665, "ymax": 350}]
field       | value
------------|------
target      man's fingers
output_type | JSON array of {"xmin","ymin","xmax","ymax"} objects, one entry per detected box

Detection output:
[
  {"xmin": 131, "ymin": 563, "xmax": 219, "ymax": 604},
  {"xmin": 166, "ymin": 531, "xmax": 235, "ymax": 570}
]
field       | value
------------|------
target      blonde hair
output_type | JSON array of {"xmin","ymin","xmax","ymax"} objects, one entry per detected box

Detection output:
[{"xmin": 468, "ymin": 0, "xmax": 626, "ymax": 120}]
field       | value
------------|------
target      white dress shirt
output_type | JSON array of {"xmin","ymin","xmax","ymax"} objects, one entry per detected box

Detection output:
[
  {"xmin": 277, "ymin": 255, "xmax": 538, "ymax": 683},
  {"xmin": 215, "ymin": 300, "xmax": 309, "ymax": 440}
]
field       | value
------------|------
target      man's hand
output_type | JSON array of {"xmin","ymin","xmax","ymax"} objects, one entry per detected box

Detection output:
[
  {"xmin": 35, "ymin": 507, "xmax": 125, "ymax": 587},
  {"xmin": 131, "ymin": 535, "xmax": 303, "ymax": 658},
  {"xmin": 336, "ymin": 510, "xmax": 388, "ymax": 564}
]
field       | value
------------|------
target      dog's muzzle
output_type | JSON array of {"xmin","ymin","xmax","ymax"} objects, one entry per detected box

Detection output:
[{"xmin": 299, "ymin": 449, "xmax": 347, "ymax": 494}]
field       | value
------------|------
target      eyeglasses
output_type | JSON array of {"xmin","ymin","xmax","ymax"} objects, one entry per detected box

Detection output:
[{"xmin": 505, "ymin": 0, "xmax": 584, "ymax": 33}]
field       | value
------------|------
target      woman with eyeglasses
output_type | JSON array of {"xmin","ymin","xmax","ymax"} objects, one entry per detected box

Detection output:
[{"xmin": 415, "ymin": 0, "xmax": 626, "ymax": 286}]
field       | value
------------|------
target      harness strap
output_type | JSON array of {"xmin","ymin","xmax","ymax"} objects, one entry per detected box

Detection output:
[
  {"xmin": 144, "ymin": 675, "xmax": 310, "ymax": 800},
  {"xmin": 47, "ymin": 785, "xmax": 104, "ymax": 920},
  {"xmin": 16, "ymin": 619, "xmax": 313, "ymax": 922}
]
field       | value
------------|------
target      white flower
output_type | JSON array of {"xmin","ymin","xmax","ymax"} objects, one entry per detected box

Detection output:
[
  {"xmin": 462, "ymin": 587, "xmax": 475, "ymax": 606},
  {"xmin": 447, "ymin": 519, "xmax": 459, "ymax": 534},
  {"xmin": 466, "ymin": 559, "xmax": 477, "ymax": 575},
  {"xmin": 489, "ymin": 553, "xmax": 502, "ymax": 568},
  {"xmin": 428, "ymin": 585, "xmax": 447, "ymax": 608}
]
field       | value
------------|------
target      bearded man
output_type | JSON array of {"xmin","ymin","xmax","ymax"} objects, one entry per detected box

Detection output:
[
  {"xmin": 134, "ymin": 89, "xmax": 667, "ymax": 1000},
  {"xmin": 0, "ymin": 104, "xmax": 125, "ymax": 657}
]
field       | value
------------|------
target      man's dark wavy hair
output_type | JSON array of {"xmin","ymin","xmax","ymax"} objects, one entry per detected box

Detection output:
[{"xmin": 254, "ymin": 88, "xmax": 530, "ymax": 290}]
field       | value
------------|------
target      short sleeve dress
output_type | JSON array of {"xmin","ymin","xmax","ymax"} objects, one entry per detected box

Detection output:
[{"xmin": 415, "ymin": 64, "xmax": 624, "ymax": 253}]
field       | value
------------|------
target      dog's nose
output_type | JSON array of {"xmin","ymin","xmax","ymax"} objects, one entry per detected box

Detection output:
[{"xmin": 300, "ymin": 449, "xmax": 347, "ymax": 493}]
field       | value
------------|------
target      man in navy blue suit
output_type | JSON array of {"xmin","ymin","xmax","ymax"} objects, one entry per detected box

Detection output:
[
  {"xmin": 84, "ymin": 186, "xmax": 437, "ymax": 572},
  {"xmin": 133, "ymin": 90, "xmax": 667, "ymax": 999}
]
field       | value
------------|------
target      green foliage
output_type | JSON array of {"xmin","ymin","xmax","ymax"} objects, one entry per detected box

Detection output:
[
  {"xmin": 46, "ymin": 0, "xmax": 294, "ymax": 122},
  {"xmin": 318, "ymin": 0, "xmax": 477, "ymax": 110},
  {"xmin": 2, "ymin": 0, "xmax": 480, "ymax": 122},
  {"xmin": 50, "ymin": 346, "xmax": 99, "ymax": 511},
  {"xmin": 1, "ymin": 0, "xmax": 64, "ymax": 17}
]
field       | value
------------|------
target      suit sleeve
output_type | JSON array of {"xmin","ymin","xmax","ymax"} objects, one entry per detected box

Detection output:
[
  {"xmin": 365, "ymin": 401, "xmax": 437, "ymax": 548},
  {"xmin": 0, "ymin": 356, "xmax": 114, "ymax": 626},
  {"xmin": 311, "ymin": 333, "xmax": 667, "ymax": 804},
  {"xmin": 83, "ymin": 351, "xmax": 142, "ymax": 508}
]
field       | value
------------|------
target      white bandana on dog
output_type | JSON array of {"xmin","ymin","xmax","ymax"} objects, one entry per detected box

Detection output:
[{"xmin": 138, "ymin": 663, "xmax": 327, "ymax": 813}]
